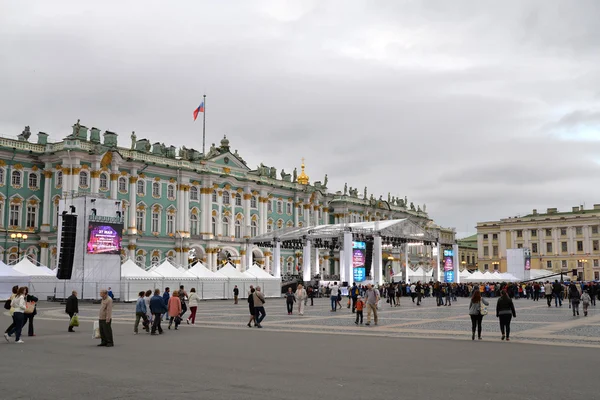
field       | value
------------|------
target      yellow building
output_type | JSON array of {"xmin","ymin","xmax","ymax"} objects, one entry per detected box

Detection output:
[
  {"xmin": 477, "ymin": 205, "xmax": 600, "ymax": 280},
  {"xmin": 457, "ymin": 234, "xmax": 478, "ymax": 271}
]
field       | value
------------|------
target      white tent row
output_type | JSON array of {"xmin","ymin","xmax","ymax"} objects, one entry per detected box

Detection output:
[{"xmin": 463, "ymin": 271, "xmax": 520, "ymax": 282}]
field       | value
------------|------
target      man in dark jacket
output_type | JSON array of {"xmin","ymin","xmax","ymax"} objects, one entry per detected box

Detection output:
[
  {"xmin": 65, "ymin": 290, "xmax": 79, "ymax": 333},
  {"xmin": 150, "ymin": 289, "xmax": 168, "ymax": 335},
  {"xmin": 350, "ymin": 283, "xmax": 359, "ymax": 313},
  {"xmin": 162, "ymin": 287, "xmax": 170, "ymax": 321},
  {"xmin": 552, "ymin": 280, "xmax": 563, "ymax": 307},
  {"xmin": 233, "ymin": 285, "xmax": 239, "ymax": 304}
]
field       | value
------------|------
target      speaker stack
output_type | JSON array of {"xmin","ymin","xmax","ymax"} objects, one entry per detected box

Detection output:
[
  {"xmin": 364, "ymin": 241, "xmax": 374, "ymax": 277},
  {"xmin": 56, "ymin": 214, "xmax": 77, "ymax": 280}
]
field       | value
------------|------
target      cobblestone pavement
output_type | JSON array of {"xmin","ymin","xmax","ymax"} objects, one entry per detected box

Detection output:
[{"xmin": 31, "ymin": 295, "xmax": 600, "ymax": 348}]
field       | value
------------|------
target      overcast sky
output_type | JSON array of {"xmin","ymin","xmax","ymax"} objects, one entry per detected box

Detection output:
[{"xmin": 2, "ymin": 1, "xmax": 600, "ymax": 237}]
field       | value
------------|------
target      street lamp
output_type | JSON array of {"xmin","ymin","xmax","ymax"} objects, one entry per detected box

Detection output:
[
  {"xmin": 10, "ymin": 232, "xmax": 28, "ymax": 260},
  {"xmin": 461, "ymin": 260, "xmax": 466, "ymax": 271}
]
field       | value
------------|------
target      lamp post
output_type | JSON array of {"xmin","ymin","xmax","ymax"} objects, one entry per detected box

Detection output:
[
  {"xmin": 10, "ymin": 232, "xmax": 28, "ymax": 261},
  {"xmin": 461, "ymin": 260, "xmax": 466, "ymax": 271}
]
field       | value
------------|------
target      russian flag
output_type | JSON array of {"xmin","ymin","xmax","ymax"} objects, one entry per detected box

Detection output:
[{"xmin": 193, "ymin": 102, "xmax": 204, "ymax": 121}]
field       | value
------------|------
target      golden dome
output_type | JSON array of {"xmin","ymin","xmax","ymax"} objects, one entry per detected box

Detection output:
[{"xmin": 297, "ymin": 158, "xmax": 309, "ymax": 185}]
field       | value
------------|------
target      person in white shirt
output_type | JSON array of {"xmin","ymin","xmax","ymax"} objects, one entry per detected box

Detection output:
[
  {"xmin": 330, "ymin": 282, "xmax": 339, "ymax": 312},
  {"xmin": 8, "ymin": 287, "xmax": 27, "ymax": 343},
  {"xmin": 295, "ymin": 284, "xmax": 307, "ymax": 315},
  {"xmin": 410, "ymin": 284, "xmax": 417, "ymax": 303}
]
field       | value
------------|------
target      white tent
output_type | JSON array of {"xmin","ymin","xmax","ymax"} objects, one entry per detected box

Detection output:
[
  {"xmin": 150, "ymin": 260, "xmax": 196, "ymax": 279},
  {"xmin": 187, "ymin": 262, "xmax": 227, "ymax": 299},
  {"xmin": 12, "ymin": 258, "xmax": 55, "ymax": 276},
  {"xmin": 465, "ymin": 271, "xmax": 485, "ymax": 282},
  {"xmin": 119, "ymin": 259, "xmax": 161, "ymax": 301},
  {"xmin": 406, "ymin": 267, "xmax": 433, "ymax": 282},
  {"xmin": 0, "ymin": 261, "xmax": 29, "ymax": 300},
  {"xmin": 243, "ymin": 264, "xmax": 281, "ymax": 297},
  {"xmin": 217, "ymin": 263, "xmax": 256, "ymax": 299},
  {"xmin": 459, "ymin": 269, "xmax": 472, "ymax": 278},
  {"xmin": 121, "ymin": 259, "xmax": 154, "ymax": 278},
  {"xmin": 12, "ymin": 258, "xmax": 58, "ymax": 299}
]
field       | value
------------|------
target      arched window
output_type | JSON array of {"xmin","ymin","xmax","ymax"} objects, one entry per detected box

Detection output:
[
  {"xmin": 135, "ymin": 254, "xmax": 146, "ymax": 268},
  {"xmin": 267, "ymin": 219, "xmax": 273, "ymax": 233},
  {"xmin": 212, "ymin": 190, "xmax": 217, "ymax": 202},
  {"xmin": 11, "ymin": 171, "xmax": 22, "ymax": 187},
  {"xmin": 286, "ymin": 220, "xmax": 293, "ymax": 228},
  {"xmin": 8, "ymin": 252, "xmax": 18, "ymax": 264},
  {"xmin": 277, "ymin": 201, "xmax": 283, "ymax": 214},
  {"xmin": 211, "ymin": 217, "xmax": 216, "ymax": 235},
  {"xmin": 277, "ymin": 219, "xmax": 283, "ymax": 229},
  {"xmin": 152, "ymin": 182, "xmax": 161, "ymax": 197},
  {"xmin": 0, "ymin": 168, "xmax": 4, "ymax": 185},
  {"xmin": 222, "ymin": 191, "xmax": 230, "ymax": 205},
  {"xmin": 26, "ymin": 203, "xmax": 37, "ymax": 228},
  {"xmin": 151, "ymin": 254, "xmax": 160, "ymax": 266},
  {"xmin": 251, "ymin": 196, "xmax": 257, "ymax": 208},
  {"xmin": 267, "ymin": 200, "xmax": 273, "ymax": 212},
  {"xmin": 79, "ymin": 171, "xmax": 88, "ymax": 188},
  {"xmin": 137, "ymin": 180, "xmax": 145, "ymax": 195},
  {"xmin": 222, "ymin": 217, "xmax": 230, "ymax": 237},
  {"xmin": 118, "ymin": 177, "xmax": 127, "ymax": 193},
  {"xmin": 235, "ymin": 219, "xmax": 242, "ymax": 238},
  {"xmin": 190, "ymin": 186, "xmax": 199, "ymax": 201},
  {"xmin": 190, "ymin": 213, "xmax": 199, "ymax": 235},
  {"xmin": 251, "ymin": 220, "xmax": 258, "ymax": 237},
  {"xmin": 235, "ymin": 193, "xmax": 242, "ymax": 206},
  {"xmin": 286, "ymin": 202, "xmax": 292, "ymax": 214},
  {"xmin": 136, "ymin": 209, "xmax": 145, "ymax": 231},
  {"xmin": 167, "ymin": 184, "xmax": 175, "ymax": 199},
  {"xmin": 9, "ymin": 203, "xmax": 20, "ymax": 226},
  {"xmin": 28, "ymin": 173, "xmax": 38, "ymax": 189},
  {"xmin": 99, "ymin": 173, "xmax": 108, "ymax": 190},
  {"xmin": 167, "ymin": 213, "xmax": 175, "ymax": 234},
  {"xmin": 56, "ymin": 171, "xmax": 62, "ymax": 187}
]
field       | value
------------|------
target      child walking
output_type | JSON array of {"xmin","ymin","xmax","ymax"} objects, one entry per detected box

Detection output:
[{"xmin": 354, "ymin": 296, "xmax": 365, "ymax": 325}]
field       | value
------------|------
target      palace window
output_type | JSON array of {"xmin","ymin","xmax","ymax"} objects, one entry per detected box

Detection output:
[
  {"xmin": 251, "ymin": 220, "xmax": 258, "ymax": 237},
  {"xmin": 222, "ymin": 217, "xmax": 230, "ymax": 237},
  {"xmin": 532, "ymin": 243, "xmax": 538, "ymax": 253},
  {"xmin": 28, "ymin": 173, "xmax": 38, "ymax": 189},
  {"xmin": 595, "ymin": 259, "xmax": 599, "ymax": 267},
  {"xmin": 561, "ymin": 242, "xmax": 568, "ymax": 252},
  {"xmin": 0, "ymin": 168, "xmax": 4, "ymax": 185},
  {"xmin": 483, "ymin": 247, "xmax": 489, "ymax": 256},
  {"xmin": 118, "ymin": 177, "xmax": 127, "ymax": 193},
  {"xmin": 517, "ymin": 244, "xmax": 523, "ymax": 249},
  {"xmin": 211, "ymin": 217, "xmax": 216, "ymax": 235},
  {"xmin": 516, "ymin": 230, "xmax": 522, "ymax": 238},
  {"xmin": 277, "ymin": 201, "xmax": 283, "ymax": 214},
  {"xmin": 99, "ymin": 173, "xmax": 109, "ymax": 190},
  {"xmin": 166, "ymin": 213, "xmax": 175, "ymax": 234},
  {"xmin": 223, "ymin": 191, "xmax": 230, "ymax": 205},
  {"xmin": 531, "ymin": 229, "xmax": 537, "ymax": 237},
  {"xmin": 492, "ymin": 246, "xmax": 498, "ymax": 257},
  {"xmin": 10, "ymin": 203, "xmax": 20, "ymax": 226},
  {"xmin": 137, "ymin": 180, "xmax": 146, "ymax": 196},
  {"xmin": 56, "ymin": 171, "xmax": 63, "ymax": 187},
  {"xmin": 484, "ymin": 264, "xmax": 489, "ymax": 270},
  {"xmin": 267, "ymin": 200, "xmax": 272, "ymax": 212},
  {"xmin": 560, "ymin": 228, "xmax": 567, "ymax": 236},
  {"xmin": 135, "ymin": 254, "xmax": 146, "ymax": 268},
  {"xmin": 594, "ymin": 240, "xmax": 599, "ymax": 252},
  {"xmin": 545, "ymin": 229, "xmax": 552, "ymax": 237},
  {"xmin": 79, "ymin": 171, "xmax": 88, "ymax": 188},
  {"xmin": 26, "ymin": 205, "xmax": 37, "ymax": 228},
  {"xmin": 546, "ymin": 260, "xmax": 552, "ymax": 269},
  {"xmin": 286, "ymin": 202, "xmax": 292, "ymax": 214},
  {"xmin": 152, "ymin": 182, "xmax": 161, "ymax": 198},
  {"xmin": 234, "ymin": 219, "xmax": 242, "ymax": 238},
  {"xmin": 212, "ymin": 190, "xmax": 217, "ymax": 202},
  {"xmin": 562, "ymin": 260, "xmax": 568, "ymax": 269},
  {"xmin": 593, "ymin": 226, "xmax": 599, "ymax": 235},
  {"xmin": 483, "ymin": 234, "xmax": 488, "ymax": 240},
  {"xmin": 576, "ymin": 227, "xmax": 583, "ymax": 235},
  {"xmin": 546, "ymin": 242, "xmax": 553, "ymax": 253},
  {"xmin": 190, "ymin": 186, "xmax": 199, "ymax": 201},
  {"xmin": 235, "ymin": 193, "xmax": 242, "ymax": 206},
  {"xmin": 11, "ymin": 171, "xmax": 22, "ymax": 187},
  {"xmin": 136, "ymin": 210, "xmax": 145, "ymax": 231},
  {"xmin": 251, "ymin": 196, "xmax": 257, "ymax": 208},
  {"xmin": 151, "ymin": 211, "xmax": 160, "ymax": 232},
  {"xmin": 190, "ymin": 213, "xmax": 199, "ymax": 235},
  {"xmin": 577, "ymin": 241, "xmax": 583, "ymax": 252},
  {"xmin": 151, "ymin": 254, "xmax": 160, "ymax": 266},
  {"xmin": 492, "ymin": 234, "xmax": 498, "ymax": 240},
  {"xmin": 267, "ymin": 219, "xmax": 273, "ymax": 233},
  {"xmin": 167, "ymin": 184, "xmax": 175, "ymax": 200}
]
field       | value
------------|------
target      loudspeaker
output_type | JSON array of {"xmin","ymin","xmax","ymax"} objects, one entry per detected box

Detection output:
[
  {"xmin": 56, "ymin": 214, "xmax": 77, "ymax": 280},
  {"xmin": 364, "ymin": 241, "xmax": 374, "ymax": 277}
]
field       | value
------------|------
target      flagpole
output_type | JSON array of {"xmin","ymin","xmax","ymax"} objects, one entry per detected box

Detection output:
[{"xmin": 202, "ymin": 94, "xmax": 207, "ymax": 156}]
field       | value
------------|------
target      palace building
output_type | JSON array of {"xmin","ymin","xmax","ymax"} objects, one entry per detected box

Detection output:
[
  {"xmin": 477, "ymin": 206, "xmax": 600, "ymax": 280},
  {"xmin": 0, "ymin": 122, "xmax": 455, "ymax": 277}
]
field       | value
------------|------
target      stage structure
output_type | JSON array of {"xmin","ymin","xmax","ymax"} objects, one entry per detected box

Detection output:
[
  {"xmin": 57, "ymin": 194, "xmax": 123, "ymax": 299},
  {"xmin": 250, "ymin": 219, "xmax": 439, "ymax": 285}
]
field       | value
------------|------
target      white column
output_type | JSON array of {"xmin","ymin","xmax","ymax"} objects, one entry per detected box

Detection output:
[
  {"xmin": 313, "ymin": 247, "xmax": 319, "ymax": 277},
  {"xmin": 302, "ymin": 240, "xmax": 311, "ymax": 282},
  {"xmin": 453, "ymin": 244, "xmax": 460, "ymax": 283},
  {"xmin": 273, "ymin": 241, "xmax": 281, "ymax": 278},
  {"xmin": 404, "ymin": 243, "xmax": 409, "ymax": 281},
  {"xmin": 373, "ymin": 236, "xmax": 383, "ymax": 285},
  {"xmin": 71, "ymin": 164, "xmax": 80, "ymax": 194},
  {"xmin": 216, "ymin": 191, "xmax": 223, "ymax": 237},
  {"xmin": 323, "ymin": 208, "xmax": 329, "ymax": 225},
  {"xmin": 303, "ymin": 204, "xmax": 310, "ymax": 226},
  {"xmin": 129, "ymin": 242, "xmax": 136, "ymax": 260},
  {"xmin": 246, "ymin": 245, "xmax": 253, "ymax": 270},
  {"xmin": 128, "ymin": 172, "xmax": 137, "ymax": 232},
  {"xmin": 339, "ymin": 249, "xmax": 345, "ymax": 282},
  {"xmin": 313, "ymin": 204, "xmax": 319, "ymax": 226},
  {"xmin": 265, "ymin": 251, "xmax": 271, "ymax": 273},
  {"xmin": 184, "ymin": 185, "xmax": 190, "ymax": 234},
  {"xmin": 109, "ymin": 171, "xmax": 118, "ymax": 199},
  {"xmin": 294, "ymin": 203, "xmax": 300, "ymax": 227},
  {"xmin": 41, "ymin": 170, "xmax": 52, "ymax": 232},
  {"xmin": 583, "ymin": 225, "xmax": 590, "ymax": 254},
  {"xmin": 343, "ymin": 231, "xmax": 353, "ymax": 284}
]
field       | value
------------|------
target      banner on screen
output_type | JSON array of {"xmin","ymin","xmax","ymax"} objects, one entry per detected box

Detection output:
[
  {"xmin": 352, "ymin": 241, "xmax": 366, "ymax": 282},
  {"xmin": 87, "ymin": 221, "xmax": 123, "ymax": 255},
  {"xmin": 524, "ymin": 248, "xmax": 531, "ymax": 270}
]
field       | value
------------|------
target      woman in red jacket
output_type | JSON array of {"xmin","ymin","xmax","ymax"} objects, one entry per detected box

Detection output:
[{"xmin": 168, "ymin": 290, "xmax": 182, "ymax": 330}]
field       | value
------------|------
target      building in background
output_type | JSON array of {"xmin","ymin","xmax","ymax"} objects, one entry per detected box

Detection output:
[
  {"xmin": 0, "ymin": 122, "xmax": 454, "ymax": 278},
  {"xmin": 457, "ymin": 234, "xmax": 478, "ymax": 271},
  {"xmin": 477, "ymin": 206, "xmax": 600, "ymax": 280}
]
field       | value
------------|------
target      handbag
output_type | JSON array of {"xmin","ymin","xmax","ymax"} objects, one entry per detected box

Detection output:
[
  {"xmin": 93, "ymin": 321, "xmax": 101, "ymax": 339},
  {"xmin": 70, "ymin": 314, "xmax": 80, "ymax": 327},
  {"xmin": 479, "ymin": 301, "xmax": 488, "ymax": 316},
  {"xmin": 24, "ymin": 301, "xmax": 36, "ymax": 314},
  {"xmin": 3, "ymin": 299, "xmax": 10, "ymax": 310}
]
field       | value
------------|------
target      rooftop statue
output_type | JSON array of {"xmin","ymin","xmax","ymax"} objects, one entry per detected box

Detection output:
[
  {"xmin": 323, "ymin": 174, "xmax": 328, "ymax": 187},
  {"xmin": 410, "ymin": 202, "xmax": 415, "ymax": 211},
  {"xmin": 293, "ymin": 168, "xmax": 297, "ymax": 183},
  {"xmin": 18, "ymin": 126, "xmax": 31, "ymax": 142},
  {"xmin": 130, "ymin": 131, "xmax": 136, "ymax": 149},
  {"xmin": 270, "ymin": 166, "xmax": 276, "ymax": 179},
  {"xmin": 344, "ymin": 183, "xmax": 347, "ymax": 195},
  {"xmin": 417, "ymin": 205, "xmax": 421, "ymax": 212},
  {"xmin": 398, "ymin": 198, "xmax": 405, "ymax": 207},
  {"xmin": 423, "ymin": 204, "xmax": 427, "ymax": 212}
]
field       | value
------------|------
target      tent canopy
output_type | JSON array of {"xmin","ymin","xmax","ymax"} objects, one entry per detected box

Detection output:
[
  {"xmin": 244, "ymin": 264, "xmax": 278, "ymax": 280},
  {"xmin": 216, "ymin": 263, "xmax": 253, "ymax": 279},
  {"xmin": 121, "ymin": 259, "xmax": 155, "ymax": 278},
  {"xmin": 150, "ymin": 260, "xmax": 195, "ymax": 278},
  {"xmin": 187, "ymin": 262, "xmax": 227, "ymax": 280},
  {"xmin": 12, "ymin": 258, "xmax": 55, "ymax": 276},
  {"xmin": 0, "ymin": 261, "xmax": 28, "ymax": 277}
]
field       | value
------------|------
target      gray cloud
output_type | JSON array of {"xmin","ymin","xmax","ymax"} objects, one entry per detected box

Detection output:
[{"xmin": 1, "ymin": 0, "xmax": 600, "ymax": 236}]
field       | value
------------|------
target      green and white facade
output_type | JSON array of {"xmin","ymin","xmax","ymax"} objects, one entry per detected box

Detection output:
[{"xmin": 0, "ymin": 123, "xmax": 454, "ymax": 277}]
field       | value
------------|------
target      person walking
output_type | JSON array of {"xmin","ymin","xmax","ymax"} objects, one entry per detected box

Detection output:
[
  {"xmin": 544, "ymin": 281, "xmax": 553, "ymax": 307},
  {"xmin": 496, "ymin": 290, "xmax": 516, "ymax": 341},
  {"xmin": 416, "ymin": 281, "xmax": 423, "ymax": 306},
  {"xmin": 168, "ymin": 290, "xmax": 182, "ymax": 330},
  {"xmin": 444, "ymin": 284, "xmax": 452, "ymax": 306},
  {"xmin": 144, "ymin": 289, "xmax": 153, "ymax": 328},
  {"xmin": 388, "ymin": 284, "xmax": 396, "ymax": 307},
  {"xmin": 582, "ymin": 290, "xmax": 592, "ymax": 317},
  {"xmin": 307, "ymin": 285, "xmax": 314, "ymax": 306},
  {"xmin": 247, "ymin": 286, "xmax": 256, "ymax": 327},
  {"xmin": 295, "ymin": 284, "xmax": 307, "ymax": 315},
  {"xmin": 569, "ymin": 283, "xmax": 581, "ymax": 316},
  {"xmin": 330, "ymin": 282, "xmax": 339, "ymax": 312},
  {"xmin": 66, "ymin": 290, "xmax": 79, "ymax": 333},
  {"xmin": 98, "ymin": 289, "xmax": 114, "ymax": 347},
  {"xmin": 4, "ymin": 285, "xmax": 19, "ymax": 340},
  {"xmin": 186, "ymin": 288, "xmax": 200, "ymax": 324},
  {"xmin": 6, "ymin": 287, "xmax": 26, "ymax": 343},
  {"xmin": 149, "ymin": 289, "xmax": 167, "ymax": 335},
  {"xmin": 233, "ymin": 285, "xmax": 239, "ymax": 304},
  {"xmin": 469, "ymin": 289, "xmax": 489, "ymax": 340},
  {"xmin": 354, "ymin": 295, "xmax": 365, "ymax": 325},
  {"xmin": 284, "ymin": 287, "xmax": 295, "ymax": 315},
  {"xmin": 364, "ymin": 284, "xmax": 380, "ymax": 326},
  {"xmin": 18, "ymin": 287, "xmax": 38, "ymax": 337},
  {"xmin": 162, "ymin": 287, "xmax": 170, "ymax": 321},
  {"xmin": 107, "ymin": 287, "xmax": 115, "ymax": 300},
  {"xmin": 253, "ymin": 286, "xmax": 266, "ymax": 328},
  {"xmin": 134, "ymin": 291, "xmax": 150, "ymax": 334},
  {"xmin": 178, "ymin": 285, "xmax": 188, "ymax": 319},
  {"xmin": 552, "ymin": 280, "xmax": 563, "ymax": 307}
]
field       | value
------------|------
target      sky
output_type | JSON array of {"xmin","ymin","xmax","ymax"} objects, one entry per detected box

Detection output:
[{"xmin": 1, "ymin": 0, "xmax": 600, "ymax": 238}]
